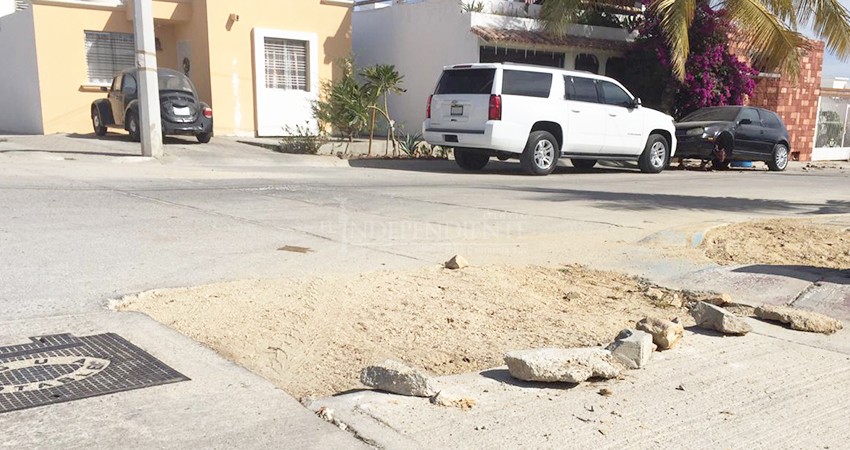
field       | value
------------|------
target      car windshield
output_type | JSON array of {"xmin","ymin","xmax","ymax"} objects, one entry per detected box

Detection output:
[
  {"xmin": 158, "ymin": 71, "xmax": 195, "ymax": 93},
  {"xmin": 681, "ymin": 107, "xmax": 741, "ymax": 122}
]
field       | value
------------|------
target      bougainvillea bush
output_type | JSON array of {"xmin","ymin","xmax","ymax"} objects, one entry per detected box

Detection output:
[{"xmin": 623, "ymin": 1, "xmax": 758, "ymax": 119}]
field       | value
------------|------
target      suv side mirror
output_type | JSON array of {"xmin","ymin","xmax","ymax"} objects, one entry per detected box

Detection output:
[
  {"xmin": 100, "ymin": 86, "xmax": 108, "ymax": 92},
  {"xmin": 631, "ymin": 98, "xmax": 642, "ymax": 109},
  {"xmin": 739, "ymin": 118, "xmax": 752, "ymax": 125}
]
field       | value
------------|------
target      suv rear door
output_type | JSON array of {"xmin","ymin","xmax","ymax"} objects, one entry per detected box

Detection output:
[
  {"xmin": 428, "ymin": 68, "xmax": 495, "ymax": 134},
  {"xmin": 564, "ymin": 76, "xmax": 607, "ymax": 154}
]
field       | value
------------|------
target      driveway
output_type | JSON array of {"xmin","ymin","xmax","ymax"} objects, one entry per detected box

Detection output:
[{"xmin": 1, "ymin": 134, "xmax": 849, "ymax": 448}]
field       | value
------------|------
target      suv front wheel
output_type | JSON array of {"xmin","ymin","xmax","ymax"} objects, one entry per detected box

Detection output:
[
  {"xmin": 638, "ymin": 134, "xmax": 669, "ymax": 174},
  {"xmin": 454, "ymin": 148, "xmax": 490, "ymax": 171},
  {"xmin": 521, "ymin": 131, "xmax": 559, "ymax": 176}
]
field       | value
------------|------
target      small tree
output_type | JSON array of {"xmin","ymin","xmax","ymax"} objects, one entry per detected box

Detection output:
[
  {"xmin": 313, "ymin": 57, "xmax": 369, "ymax": 142},
  {"xmin": 362, "ymin": 64, "xmax": 406, "ymax": 156}
]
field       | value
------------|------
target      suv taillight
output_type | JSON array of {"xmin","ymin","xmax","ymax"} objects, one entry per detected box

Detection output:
[
  {"xmin": 203, "ymin": 107, "xmax": 213, "ymax": 119},
  {"xmin": 426, "ymin": 95, "xmax": 432, "ymax": 119},
  {"xmin": 488, "ymin": 95, "xmax": 502, "ymax": 121}
]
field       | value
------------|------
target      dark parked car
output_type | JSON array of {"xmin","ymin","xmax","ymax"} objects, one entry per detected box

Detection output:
[
  {"xmin": 91, "ymin": 68, "xmax": 213, "ymax": 143},
  {"xmin": 674, "ymin": 106, "xmax": 790, "ymax": 171}
]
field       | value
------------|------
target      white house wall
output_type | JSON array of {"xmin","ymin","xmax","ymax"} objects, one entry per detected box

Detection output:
[
  {"xmin": 353, "ymin": 0, "xmax": 479, "ymax": 135},
  {"xmin": 0, "ymin": 7, "xmax": 43, "ymax": 134}
]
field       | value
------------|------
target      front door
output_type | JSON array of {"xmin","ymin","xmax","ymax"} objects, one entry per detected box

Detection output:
[
  {"xmin": 597, "ymin": 80, "xmax": 644, "ymax": 155},
  {"xmin": 253, "ymin": 29, "xmax": 319, "ymax": 136},
  {"xmin": 107, "ymin": 75, "xmax": 125, "ymax": 126},
  {"xmin": 734, "ymin": 107, "xmax": 764, "ymax": 155}
]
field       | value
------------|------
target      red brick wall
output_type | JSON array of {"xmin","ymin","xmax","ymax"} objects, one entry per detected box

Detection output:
[{"xmin": 744, "ymin": 42, "xmax": 824, "ymax": 161}]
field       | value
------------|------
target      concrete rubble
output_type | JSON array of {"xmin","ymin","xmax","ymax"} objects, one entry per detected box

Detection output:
[
  {"xmin": 636, "ymin": 316, "xmax": 685, "ymax": 350},
  {"xmin": 504, "ymin": 348, "xmax": 621, "ymax": 383},
  {"xmin": 445, "ymin": 255, "xmax": 469, "ymax": 270},
  {"xmin": 754, "ymin": 304, "xmax": 844, "ymax": 334},
  {"xmin": 360, "ymin": 360, "xmax": 436, "ymax": 397},
  {"xmin": 690, "ymin": 301, "xmax": 753, "ymax": 335},
  {"xmin": 683, "ymin": 290, "xmax": 733, "ymax": 306},
  {"xmin": 607, "ymin": 328, "xmax": 656, "ymax": 369}
]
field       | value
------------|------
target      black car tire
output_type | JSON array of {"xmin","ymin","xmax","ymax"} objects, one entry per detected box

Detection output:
[
  {"xmin": 571, "ymin": 159, "xmax": 597, "ymax": 170},
  {"xmin": 711, "ymin": 159, "xmax": 730, "ymax": 170},
  {"xmin": 638, "ymin": 134, "xmax": 669, "ymax": 174},
  {"xmin": 521, "ymin": 131, "xmax": 559, "ymax": 176},
  {"xmin": 767, "ymin": 143, "xmax": 790, "ymax": 171},
  {"xmin": 91, "ymin": 108, "xmax": 107, "ymax": 137},
  {"xmin": 196, "ymin": 132, "xmax": 212, "ymax": 144},
  {"xmin": 454, "ymin": 148, "xmax": 489, "ymax": 171},
  {"xmin": 126, "ymin": 111, "xmax": 141, "ymax": 142}
]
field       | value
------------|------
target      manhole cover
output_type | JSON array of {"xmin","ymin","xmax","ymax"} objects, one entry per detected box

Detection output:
[{"xmin": 0, "ymin": 333, "xmax": 189, "ymax": 414}]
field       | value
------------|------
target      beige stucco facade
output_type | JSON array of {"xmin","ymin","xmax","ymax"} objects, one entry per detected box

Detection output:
[{"xmin": 6, "ymin": 0, "xmax": 352, "ymax": 136}]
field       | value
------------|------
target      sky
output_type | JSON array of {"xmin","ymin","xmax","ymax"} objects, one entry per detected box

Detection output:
[{"xmin": 811, "ymin": 0, "xmax": 850, "ymax": 80}]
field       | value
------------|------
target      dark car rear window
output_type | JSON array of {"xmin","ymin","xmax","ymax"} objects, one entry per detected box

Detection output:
[
  {"xmin": 681, "ymin": 107, "xmax": 741, "ymax": 122},
  {"xmin": 762, "ymin": 111, "xmax": 785, "ymax": 129},
  {"xmin": 502, "ymin": 70, "xmax": 553, "ymax": 98},
  {"xmin": 435, "ymin": 69, "xmax": 495, "ymax": 95}
]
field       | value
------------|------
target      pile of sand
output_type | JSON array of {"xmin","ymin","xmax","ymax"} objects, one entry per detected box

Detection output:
[
  {"xmin": 120, "ymin": 265, "xmax": 690, "ymax": 398},
  {"xmin": 702, "ymin": 219, "xmax": 850, "ymax": 269}
]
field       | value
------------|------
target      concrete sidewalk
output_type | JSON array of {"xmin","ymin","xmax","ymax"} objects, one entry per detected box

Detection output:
[{"xmin": 0, "ymin": 311, "xmax": 366, "ymax": 449}]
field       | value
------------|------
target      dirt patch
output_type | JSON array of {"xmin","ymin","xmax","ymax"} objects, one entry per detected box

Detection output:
[
  {"xmin": 119, "ymin": 265, "xmax": 691, "ymax": 399},
  {"xmin": 702, "ymin": 219, "xmax": 850, "ymax": 269}
]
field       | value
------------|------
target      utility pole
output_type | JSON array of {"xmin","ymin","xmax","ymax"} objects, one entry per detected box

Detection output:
[{"xmin": 133, "ymin": 0, "xmax": 163, "ymax": 158}]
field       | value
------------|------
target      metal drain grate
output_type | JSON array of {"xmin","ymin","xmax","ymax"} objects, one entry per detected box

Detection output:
[{"xmin": 0, "ymin": 333, "xmax": 189, "ymax": 414}]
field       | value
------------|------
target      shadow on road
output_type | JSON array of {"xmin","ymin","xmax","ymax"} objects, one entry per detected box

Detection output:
[
  {"xmin": 347, "ymin": 159, "xmax": 629, "ymax": 176},
  {"xmin": 733, "ymin": 265, "xmax": 850, "ymax": 285},
  {"xmin": 492, "ymin": 186, "xmax": 850, "ymax": 215},
  {"xmin": 0, "ymin": 148, "xmax": 133, "ymax": 158}
]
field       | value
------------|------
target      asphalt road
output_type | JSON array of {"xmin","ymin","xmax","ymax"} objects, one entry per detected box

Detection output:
[
  {"xmin": 1, "ymin": 135, "xmax": 849, "ymax": 448},
  {"xmin": 2, "ymin": 135, "xmax": 849, "ymax": 320}
]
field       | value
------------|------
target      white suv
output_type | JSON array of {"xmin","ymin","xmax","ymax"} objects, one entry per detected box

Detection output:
[{"xmin": 423, "ymin": 63, "xmax": 677, "ymax": 175}]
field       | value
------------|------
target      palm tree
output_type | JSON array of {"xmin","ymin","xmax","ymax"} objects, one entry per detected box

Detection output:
[
  {"xmin": 362, "ymin": 64, "xmax": 406, "ymax": 156},
  {"xmin": 540, "ymin": 0, "xmax": 850, "ymax": 79}
]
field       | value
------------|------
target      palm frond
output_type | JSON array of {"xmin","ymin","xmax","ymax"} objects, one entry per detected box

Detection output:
[
  {"xmin": 654, "ymin": 0, "xmax": 698, "ymax": 79},
  {"xmin": 724, "ymin": 0, "xmax": 810, "ymax": 78},
  {"xmin": 795, "ymin": 0, "xmax": 850, "ymax": 60},
  {"xmin": 759, "ymin": 0, "xmax": 798, "ymax": 28},
  {"xmin": 539, "ymin": 0, "xmax": 591, "ymax": 36}
]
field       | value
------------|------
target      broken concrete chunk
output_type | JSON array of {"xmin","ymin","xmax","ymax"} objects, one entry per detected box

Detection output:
[
  {"xmin": 636, "ymin": 316, "xmax": 684, "ymax": 350},
  {"xmin": 444, "ymin": 255, "xmax": 469, "ymax": 270},
  {"xmin": 431, "ymin": 391, "xmax": 476, "ymax": 410},
  {"xmin": 683, "ymin": 290, "xmax": 733, "ymax": 306},
  {"xmin": 754, "ymin": 305, "xmax": 844, "ymax": 334},
  {"xmin": 360, "ymin": 360, "xmax": 436, "ymax": 397},
  {"xmin": 504, "ymin": 348, "xmax": 621, "ymax": 383},
  {"xmin": 690, "ymin": 301, "xmax": 752, "ymax": 335},
  {"xmin": 607, "ymin": 328, "xmax": 655, "ymax": 369}
]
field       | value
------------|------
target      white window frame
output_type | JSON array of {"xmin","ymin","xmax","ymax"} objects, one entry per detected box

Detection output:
[{"xmin": 84, "ymin": 30, "xmax": 135, "ymax": 86}]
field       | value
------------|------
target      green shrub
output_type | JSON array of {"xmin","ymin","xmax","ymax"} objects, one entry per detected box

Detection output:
[{"xmin": 278, "ymin": 122, "xmax": 327, "ymax": 155}]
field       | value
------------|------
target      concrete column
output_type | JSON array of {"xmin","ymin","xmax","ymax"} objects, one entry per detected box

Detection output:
[{"xmin": 133, "ymin": 0, "xmax": 163, "ymax": 158}]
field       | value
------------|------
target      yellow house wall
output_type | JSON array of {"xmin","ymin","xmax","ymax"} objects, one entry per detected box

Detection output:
[
  {"xmin": 31, "ymin": 4, "xmax": 133, "ymax": 134},
  {"xmin": 203, "ymin": 0, "xmax": 352, "ymax": 136}
]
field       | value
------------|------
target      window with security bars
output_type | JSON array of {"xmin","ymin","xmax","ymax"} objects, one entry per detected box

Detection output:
[
  {"xmin": 264, "ymin": 37, "xmax": 308, "ymax": 91},
  {"xmin": 84, "ymin": 31, "xmax": 135, "ymax": 85}
]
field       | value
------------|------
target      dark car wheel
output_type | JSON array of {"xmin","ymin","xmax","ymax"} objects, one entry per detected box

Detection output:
[
  {"xmin": 571, "ymin": 159, "xmax": 597, "ymax": 170},
  {"xmin": 521, "ymin": 131, "xmax": 559, "ymax": 176},
  {"xmin": 638, "ymin": 134, "xmax": 669, "ymax": 174},
  {"xmin": 126, "ymin": 112, "xmax": 141, "ymax": 142},
  {"xmin": 196, "ymin": 132, "xmax": 212, "ymax": 144},
  {"xmin": 767, "ymin": 143, "xmax": 789, "ymax": 171},
  {"xmin": 91, "ymin": 108, "xmax": 107, "ymax": 137},
  {"xmin": 454, "ymin": 148, "xmax": 489, "ymax": 171}
]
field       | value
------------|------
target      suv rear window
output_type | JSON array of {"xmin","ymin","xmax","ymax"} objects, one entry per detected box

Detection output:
[
  {"xmin": 763, "ymin": 111, "xmax": 784, "ymax": 129},
  {"xmin": 435, "ymin": 69, "xmax": 495, "ymax": 95},
  {"xmin": 502, "ymin": 70, "xmax": 552, "ymax": 98}
]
